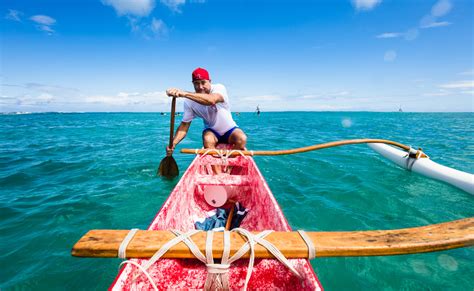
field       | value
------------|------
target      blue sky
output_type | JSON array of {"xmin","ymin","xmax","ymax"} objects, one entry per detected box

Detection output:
[{"xmin": 1, "ymin": 0, "xmax": 473, "ymax": 112}]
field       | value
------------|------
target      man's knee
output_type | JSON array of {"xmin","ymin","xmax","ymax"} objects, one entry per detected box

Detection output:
[
  {"xmin": 232, "ymin": 131, "xmax": 247, "ymax": 149},
  {"xmin": 202, "ymin": 132, "xmax": 217, "ymax": 147}
]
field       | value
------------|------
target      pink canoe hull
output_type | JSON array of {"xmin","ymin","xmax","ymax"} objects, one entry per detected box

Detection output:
[{"xmin": 110, "ymin": 153, "xmax": 323, "ymax": 290}]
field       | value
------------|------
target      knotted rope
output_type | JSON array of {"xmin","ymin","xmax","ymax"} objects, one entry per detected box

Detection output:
[
  {"xmin": 117, "ymin": 228, "xmax": 315, "ymax": 291},
  {"xmin": 403, "ymin": 147, "xmax": 429, "ymax": 170},
  {"xmin": 196, "ymin": 148, "xmax": 251, "ymax": 171}
]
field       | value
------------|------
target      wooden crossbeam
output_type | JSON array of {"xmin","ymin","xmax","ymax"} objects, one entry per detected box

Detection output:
[{"xmin": 71, "ymin": 217, "xmax": 474, "ymax": 259}]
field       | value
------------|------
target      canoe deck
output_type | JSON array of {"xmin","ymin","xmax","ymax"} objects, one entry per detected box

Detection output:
[{"xmin": 110, "ymin": 152, "xmax": 322, "ymax": 290}]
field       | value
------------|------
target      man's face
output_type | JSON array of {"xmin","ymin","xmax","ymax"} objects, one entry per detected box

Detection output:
[{"xmin": 193, "ymin": 79, "xmax": 211, "ymax": 94}]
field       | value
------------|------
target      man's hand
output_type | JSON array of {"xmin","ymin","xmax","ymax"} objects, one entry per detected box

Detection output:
[
  {"xmin": 166, "ymin": 145, "xmax": 175, "ymax": 157},
  {"xmin": 166, "ymin": 88, "xmax": 185, "ymax": 98}
]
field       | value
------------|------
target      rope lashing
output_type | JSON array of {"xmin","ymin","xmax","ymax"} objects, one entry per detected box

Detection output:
[
  {"xmin": 117, "ymin": 228, "xmax": 314, "ymax": 291},
  {"xmin": 118, "ymin": 228, "xmax": 139, "ymax": 259},
  {"xmin": 196, "ymin": 148, "xmax": 250, "ymax": 172},
  {"xmin": 298, "ymin": 230, "xmax": 316, "ymax": 259},
  {"xmin": 403, "ymin": 147, "xmax": 429, "ymax": 170},
  {"xmin": 117, "ymin": 228, "xmax": 159, "ymax": 290},
  {"xmin": 119, "ymin": 260, "xmax": 159, "ymax": 291}
]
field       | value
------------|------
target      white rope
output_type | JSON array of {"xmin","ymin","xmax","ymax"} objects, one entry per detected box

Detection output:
[
  {"xmin": 120, "ymin": 229, "xmax": 306, "ymax": 291},
  {"xmin": 130, "ymin": 229, "xmax": 204, "ymax": 284},
  {"xmin": 226, "ymin": 149, "xmax": 247, "ymax": 158},
  {"xmin": 119, "ymin": 260, "xmax": 158, "ymax": 291},
  {"xmin": 118, "ymin": 228, "xmax": 139, "ymax": 259},
  {"xmin": 199, "ymin": 148, "xmax": 216, "ymax": 158},
  {"xmin": 404, "ymin": 147, "xmax": 418, "ymax": 170},
  {"xmin": 229, "ymin": 228, "xmax": 303, "ymax": 290},
  {"xmin": 204, "ymin": 231, "xmax": 215, "ymax": 290},
  {"xmin": 220, "ymin": 230, "xmax": 231, "ymax": 290},
  {"xmin": 297, "ymin": 230, "xmax": 316, "ymax": 260},
  {"xmin": 204, "ymin": 230, "xmax": 232, "ymax": 290}
]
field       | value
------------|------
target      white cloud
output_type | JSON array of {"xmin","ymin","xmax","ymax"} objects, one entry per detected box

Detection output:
[
  {"xmin": 161, "ymin": 0, "xmax": 186, "ymax": 12},
  {"xmin": 5, "ymin": 9, "xmax": 22, "ymax": 21},
  {"xmin": 237, "ymin": 95, "xmax": 283, "ymax": 103},
  {"xmin": 30, "ymin": 15, "xmax": 56, "ymax": 34},
  {"xmin": 30, "ymin": 15, "xmax": 56, "ymax": 25},
  {"xmin": 376, "ymin": 29, "xmax": 418, "ymax": 40},
  {"xmin": 37, "ymin": 93, "xmax": 54, "ymax": 103},
  {"xmin": 38, "ymin": 25, "xmax": 55, "ymax": 34},
  {"xmin": 422, "ymin": 80, "xmax": 474, "ymax": 98},
  {"xmin": 101, "ymin": 0, "xmax": 170, "ymax": 39},
  {"xmin": 377, "ymin": 0, "xmax": 452, "ymax": 42},
  {"xmin": 14, "ymin": 93, "xmax": 55, "ymax": 106},
  {"xmin": 404, "ymin": 28, "xmax": 419, "ymax": 40},
  {"xmin": 431, "ymin": 0, "xmax": 452, "ymax": 17},
  {"xmin": 85, "ymin": 91, "xmax": 169, "ymax": 106},
  {"xmin": 439, "ymin": 80, "xmax": 474, "ymax": 89},
  {"xmin": 420, "ymin": 21, "xmax": 451, "ymax": 28},
  {"xmin": 419, "ymin": 0, "xmax": 452, "ymax": 30},
  {"xmin": 384, "ymin": 50, "xmax": 397, "ymax": 62},
  {"xmin": 420, "ymin": 14, "xmax": 451, "ymax": 29},
  {"xmin": 150, "ymin": 18, "xmax": 168, "ymax": 38},
  {"xmin": 459, "ymin": 70, "xmax": 474, "ymax": 76},
  {"xmin": 352, "ymin": 0, "xmax": 382, "ymax": 11},
  {"xmin": 300, "ymin": 91, "xmax": 350, "ymax": 99},
  {"xmin": 422, "ymin": 90, "xmax": 451, "ymax": 97},
  {"xmin": 102, "ymin": 0, "xmax": 156, "ymax": 17},
  {"xmin": 376, "ymin": 32, "xmax": 403, "ymax": 39},
  {"xmin": 127, "ymin": 17, "xmax": 169, "ymax": 39}
]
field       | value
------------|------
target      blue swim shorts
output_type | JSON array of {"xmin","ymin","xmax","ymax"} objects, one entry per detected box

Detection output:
[{"xmin": 203, "ymin": 126, "xmax": 238, "ymax": 144}]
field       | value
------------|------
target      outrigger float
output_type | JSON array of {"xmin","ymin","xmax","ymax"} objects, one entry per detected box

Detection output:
[{"xmin": 72, "ymin": 139, "xmax": 474, "ymax": 290}]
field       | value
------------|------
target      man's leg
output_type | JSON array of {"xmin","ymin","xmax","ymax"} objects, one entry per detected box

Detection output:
[
  {"xmin": 202, "ymin": 130, "xmax": 221, "ymax": 174},
  {"xmin": 202, "ymin": 130, "xmax": 218, "ymax": 149},
  {"xmin": 228, "ymin": 128, "xmax": 247, "ymax": 150}
]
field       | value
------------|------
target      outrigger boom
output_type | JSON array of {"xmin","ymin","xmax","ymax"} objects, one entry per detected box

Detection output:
[
  {"xmin": 182, "ymin": 138, "xmax": 474, "ymax": 195},
  {"xmin": 73, "ymin": 217, "xmax": 474, "ymax": 259}
]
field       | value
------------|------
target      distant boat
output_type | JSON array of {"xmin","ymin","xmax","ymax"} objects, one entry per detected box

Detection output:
[
  {"xmin": 398, "ymin": 106, "xmax": 403, "ymax": 112},
  {"xmin": 256, "ymin": 105, "xmax": 261, "ymax": 115}
]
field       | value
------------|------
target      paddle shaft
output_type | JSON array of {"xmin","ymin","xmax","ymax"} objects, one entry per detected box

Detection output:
[
  {"xmin": 168, "ymin": 97, "xmax": 176, "ymax": 148},
  {"xmin": 157, "ymin": 97, "xmax": 179, "ymax": 177}
]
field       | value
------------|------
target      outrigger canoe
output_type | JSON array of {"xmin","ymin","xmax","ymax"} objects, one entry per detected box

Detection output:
[
  {"xmin": 72, "ymin": 140, "xmax": 474, "ymax": 290},
  {"xmin": 110, "ymin": 149, "xmax": 323, "ymax": 290}
]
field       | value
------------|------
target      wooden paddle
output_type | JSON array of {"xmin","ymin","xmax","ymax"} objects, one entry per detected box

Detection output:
[{"xmin": 158, "ymin": 97, "xmax": 179, "ymax": 178}]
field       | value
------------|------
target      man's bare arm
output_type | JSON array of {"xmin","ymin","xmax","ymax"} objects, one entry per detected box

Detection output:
[
  {"xmin": 166, "ymin": 88, "xmax": 223, "ymax": 106},
  {"xmin": 166, "ymin": 121, "xmax": 191, "ymax": 156}
]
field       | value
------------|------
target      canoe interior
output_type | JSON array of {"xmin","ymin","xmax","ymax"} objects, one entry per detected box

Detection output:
[{"xmin": 111, "ymin": 153, "xmax": 322, "ymax": 290}]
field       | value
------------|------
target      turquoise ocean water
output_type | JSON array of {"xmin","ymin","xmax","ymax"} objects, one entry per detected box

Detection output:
[{"xmin": 1, "ymin": 112, "xmax": 473, "ymax": 290}]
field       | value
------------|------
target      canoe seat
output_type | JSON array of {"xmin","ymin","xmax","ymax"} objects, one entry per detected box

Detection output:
[{"xmin": 195, "ymin": 174, "xmax": 252, "ymax": 186}]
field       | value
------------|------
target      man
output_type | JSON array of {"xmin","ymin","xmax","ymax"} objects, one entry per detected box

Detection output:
[{"xmin": 166, "ymin": 67, "xmax": 247, "ymax": 157}]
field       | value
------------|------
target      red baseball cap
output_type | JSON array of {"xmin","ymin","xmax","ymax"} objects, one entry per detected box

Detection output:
[{"xmin": 192, "ymin": 67, "xmax": 210, "ymax": 81}]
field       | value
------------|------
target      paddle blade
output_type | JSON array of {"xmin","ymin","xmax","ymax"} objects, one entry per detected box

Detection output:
[{"xmin": 158, "ymin": 156, "xmax": 179, "ymax": 178}]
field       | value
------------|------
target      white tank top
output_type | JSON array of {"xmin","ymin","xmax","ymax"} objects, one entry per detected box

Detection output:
[{"xmin": 182, "ymin": 84, "xmax": 237, "ymax": 135}]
